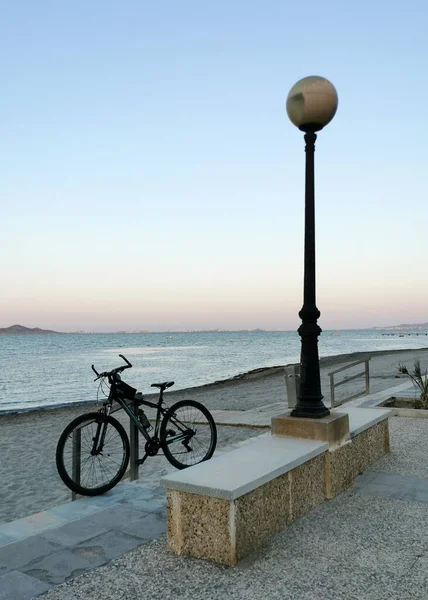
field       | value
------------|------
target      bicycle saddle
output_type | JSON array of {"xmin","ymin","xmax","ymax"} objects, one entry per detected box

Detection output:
[{"xmin": 151, "ymin": 381, "xmax": 175, "ymax": 390}]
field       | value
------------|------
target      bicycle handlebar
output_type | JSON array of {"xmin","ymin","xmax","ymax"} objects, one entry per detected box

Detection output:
[
  {"xmin": 91, "ymin": 355, "xmax": 133, "ymax": 381},
  {"xmin": 119, "ymin": 354, "xmax": 132, "ymax": 367}
]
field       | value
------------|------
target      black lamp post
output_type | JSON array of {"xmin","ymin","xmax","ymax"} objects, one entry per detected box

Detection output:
[{"xmin": 286, "ymin": 76, "xmax": 338, "ymax": 418}]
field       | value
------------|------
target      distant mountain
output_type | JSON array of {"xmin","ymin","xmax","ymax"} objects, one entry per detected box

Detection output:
[
  {"xmin": 0, "ymin": 324, "xmax": 62, "ymax": 335},
  {"xmin": 373, "ymin": 322, "xmax": 428, "ymax": 331}
]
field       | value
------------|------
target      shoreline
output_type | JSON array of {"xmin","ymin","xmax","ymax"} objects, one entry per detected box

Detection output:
[{"xmin": 2, "ymin": 346, "xmax": 428, "ymax": 417}]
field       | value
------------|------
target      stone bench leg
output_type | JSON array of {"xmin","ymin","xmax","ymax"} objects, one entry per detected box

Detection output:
[{"xmin": 166, "ymin": 453, "xmax": 326, "ymax": 566}]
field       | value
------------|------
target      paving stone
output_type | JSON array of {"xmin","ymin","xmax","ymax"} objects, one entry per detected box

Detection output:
[
  {"xmin": 401, "ymin": 488, "xmax": 428, "ymax": 504},
  {"xmin": 0, "ymin": 512, "xmax": 63, "ymax": 542},
  {"xmin": 92, "ymin": 483, "xmax": 144, "ymax": 505},
  {"xmin": 367, "ymin": 472, "xmax": 408, "ymax": 485},
  {"xmin": 20, "ymin": 549, "xmax": 93, "ymax": 585},
  {"xmin": 47, "ymin": 500, "xmax": 103, "ymax": 522},
  {"xmin": 353, "ymin": 471, "xmax": 428, "ymax": 503},
  {"xmin": 53, "ymin": 483, "xmax": 140, "ymax": 514},
  {"xmin": 72, "ymin": 529, "xmax": 145, "ymax": 567},
  {"xmin": 0, "ymin": 535, "xmax": 62, "ymax": 571},
  {"xmin": 412, "ymin": 477, "xmax": 428, "ymax": 491},
  {"xmin": 39, "ymin": 514, "xmax": 112, "ymax": 547},
  {"xmin": 80, "ymin": 505, "xmax": 149, "ymax": 528},
  {"xmin": 0, "ymin": 533, "xmax": 17, "ymax": 547},
  {"xmin": 351, "ymin": 471, "xmax": 380, "ymax": 488},
  {"xmin": 127, "ymin": 484, "xmax": 162, "ymax": 500},
  {"xmin": 118, "ymin": 512, "xmax": 165, "ymax": 540},
  {"xmin": 150, "ymin": 485, "xmax": 166, "ymax": 497},
  {"xmin": 0, "ymin": 570, "xmax": 52, "ymax": 600},
  {"xmin": 119, "ymin": 492, "xmax": 165, "ymax": 514},
  {"xmin": 356, "ymin": 482, "xmax": 410, "ymax": 501}
]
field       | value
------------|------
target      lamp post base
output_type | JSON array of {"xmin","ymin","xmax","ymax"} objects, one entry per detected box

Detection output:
[
  {"xmin": 290, "ymin": 399, "xmax": 330, "ymax": 419},
  {"xmin": 272, "ymin": 411, "xmax": 349, "ymax": 446},
  {"xmin": 293, "ymin": 322, "xmax": 330, "ymax": 419}
]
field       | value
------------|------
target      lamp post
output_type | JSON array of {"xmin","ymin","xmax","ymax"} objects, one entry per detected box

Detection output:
[{"xmin": 286, "ymin": 76, "xmax": 338, "ymax": 418}]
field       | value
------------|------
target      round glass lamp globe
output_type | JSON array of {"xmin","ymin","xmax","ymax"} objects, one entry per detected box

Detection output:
[{"xmin": 286, "ymin": 76, "xmax": 338, "ymax": 131}]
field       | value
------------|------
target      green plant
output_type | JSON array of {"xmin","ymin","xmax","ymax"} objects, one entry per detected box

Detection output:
[{"xmin": 398, "ymin": 360, "xmax": 428, "ymax": 409}]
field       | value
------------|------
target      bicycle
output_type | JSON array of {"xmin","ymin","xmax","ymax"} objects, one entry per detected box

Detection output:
[{"xmin": 55, "ymin": 354, "xmax": 217, "ymax": 496}]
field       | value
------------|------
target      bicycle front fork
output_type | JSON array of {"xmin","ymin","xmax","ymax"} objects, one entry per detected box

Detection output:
[{"xmin": 91, "ymin": 409, "xmax": 111, "ymax": 455}]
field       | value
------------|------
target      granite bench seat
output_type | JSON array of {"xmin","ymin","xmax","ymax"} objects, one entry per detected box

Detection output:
[
  {"xmin": 336, "ymin": 406, "xmax": 392, "ymax": 437},
  {"xmin": 161, "ymin": 433, "xmax": 328, "ymax": 501}
]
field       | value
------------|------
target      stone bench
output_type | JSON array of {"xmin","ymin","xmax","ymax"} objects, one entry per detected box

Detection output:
[{"xmin": 161, "ymin": 407, "xmax": 391, "ymax": 565}]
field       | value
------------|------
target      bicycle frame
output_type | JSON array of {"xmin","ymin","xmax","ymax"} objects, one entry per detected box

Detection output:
[
  {"xmin": 112, "ymin": 395, "xmax": 166, "ymax": 443},
  {"xmin": 100, "ymin": 383, "xmax": 193, "ymax": 452}
]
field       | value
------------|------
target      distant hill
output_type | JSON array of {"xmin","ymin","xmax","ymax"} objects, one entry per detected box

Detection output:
[
  {"xmin": 373, "ymin": 322, "xmax": 428, "ymax": 331},
  {"xmin": 0, "ymin": 324, "xmax": 62, "ymax": 335}
]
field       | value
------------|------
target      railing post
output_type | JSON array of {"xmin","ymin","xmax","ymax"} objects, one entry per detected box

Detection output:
[
  {"xmin": 71, "ymin": 429, "xmax": 81, "ymax": 502},
  {"xmin": 330, "ymin": 373, "xmax": 335, "ymax": 408},
  {"xmin": 365, "ymin": 360, "xmax": 370, "ymax": 395},
  {"xmin": 328, "ymin": 357, "xmax": 371, "ymax": 407},
  {"xmin": 129, "ymin": 399, "xmax": 139, "ymax": 481}
]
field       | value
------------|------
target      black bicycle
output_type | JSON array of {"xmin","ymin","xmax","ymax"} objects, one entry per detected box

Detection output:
[{"xmin": 56, "ymin": 354, "xmax": 217, "ymax": 496}]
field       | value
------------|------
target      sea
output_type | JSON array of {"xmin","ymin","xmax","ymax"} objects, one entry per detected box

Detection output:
[{"xmin": 1, "ymin": 329, "xmax": 427, "ymax": 414}]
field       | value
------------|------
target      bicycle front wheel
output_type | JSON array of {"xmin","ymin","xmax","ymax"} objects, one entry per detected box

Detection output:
[
  {"xmin": 56, "ymin": 412, "xmax": 130, "ymax": 496},
  {"xmin": 160, "ymin": 400, "xmax": 217, "ymax": 469}
]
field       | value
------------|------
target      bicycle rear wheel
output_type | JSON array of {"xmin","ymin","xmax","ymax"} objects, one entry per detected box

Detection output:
[
  {"xmin": 56, "ymin": 412, "xmax": 130, "ymax": 496},
  {"xmin": 160, "ymin": 400, "xmax": 217, "ymax": 469}
]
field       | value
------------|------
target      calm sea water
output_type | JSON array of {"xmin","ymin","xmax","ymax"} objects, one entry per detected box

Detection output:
[{"xmin": 1, "ymin": 330, "xmax": 427, "ymax": 413}]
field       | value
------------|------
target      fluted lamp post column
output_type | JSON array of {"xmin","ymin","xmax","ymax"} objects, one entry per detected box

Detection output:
[{"xmin": 286, "ymin": 76, "xmax": 338, "ymax": 418}]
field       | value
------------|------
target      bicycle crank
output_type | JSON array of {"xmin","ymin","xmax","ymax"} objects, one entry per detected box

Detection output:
[{"xmin": 145, "ymin": 439, "xmax": 160, "ymax": 457}]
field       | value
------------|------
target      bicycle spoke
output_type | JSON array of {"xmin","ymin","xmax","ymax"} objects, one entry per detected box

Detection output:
[{"xmin": 59, "ymin": 416, "xmax": 128, "ymax": 493}]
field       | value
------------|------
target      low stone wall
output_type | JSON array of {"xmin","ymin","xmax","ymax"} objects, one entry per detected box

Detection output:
[
  {"xmin": 326, "ymin": 419, "xmax": 389, "ymax": 498},
  {"xmin": 163, "ymin": 409, "xmax": 390, "ymax": 566}
]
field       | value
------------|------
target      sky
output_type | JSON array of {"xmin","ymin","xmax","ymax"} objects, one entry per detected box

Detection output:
[{"xmin": 2, "ymin": 1, "xmax": 428, "ymax": 332}]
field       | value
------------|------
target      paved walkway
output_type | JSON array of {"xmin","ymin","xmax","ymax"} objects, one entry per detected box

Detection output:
[
  {"xmin": 209, "ymin": 380, "xmax": 416, "ymax": 425},
  {"xmin": 0, "ymin": 432, "xmax": 266, "ymax": 599},
  {"xmin": 0, "ymin": 482, "xmax": 166, "ymax": 599},
  {"xmin": 0, "ymin": 381, "xmax": 420, "ymax": 600}
]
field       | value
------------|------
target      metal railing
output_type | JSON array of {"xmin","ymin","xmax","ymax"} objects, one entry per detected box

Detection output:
[
  {"xmin": 328, "ymin": 357, "xmax": 371, "ymax": 408},
  {"xmin": 71, "ymin": 399, "xmax": 141, "ymax": 501}
]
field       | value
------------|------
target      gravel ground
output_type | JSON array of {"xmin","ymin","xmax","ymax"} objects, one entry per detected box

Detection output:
[{"xmin": 367, "ymin": 415, "xmax": 428, "ymax": 478}]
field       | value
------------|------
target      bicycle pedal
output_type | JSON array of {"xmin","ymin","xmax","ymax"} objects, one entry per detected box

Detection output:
[{"xmin": 136, "ymin": 454, "xmax": 149, "ymax": 466}]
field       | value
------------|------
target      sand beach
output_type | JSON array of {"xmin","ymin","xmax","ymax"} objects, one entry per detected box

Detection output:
[{"xmin": 1, "ymin": 347, "xmax": 428, "ymax": 525}]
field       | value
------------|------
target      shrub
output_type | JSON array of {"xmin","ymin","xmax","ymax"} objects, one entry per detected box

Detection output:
[{"xmin": 398, "ymin": 360, "xmax": 428, "ymax": 409}]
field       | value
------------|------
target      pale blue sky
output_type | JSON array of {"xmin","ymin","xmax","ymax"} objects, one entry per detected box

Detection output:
[{"xmin": 2, "ymin": 1, "xmax": 428, "ymax": 331}]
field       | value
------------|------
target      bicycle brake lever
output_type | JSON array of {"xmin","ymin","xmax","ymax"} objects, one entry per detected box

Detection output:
[
  {"xmin": 91, "ymin": 364, "xmax": 100, "ymax": 378},
  {"xmin": 94, "ymin": 371, "xmax": 107, "ymax": 382}
]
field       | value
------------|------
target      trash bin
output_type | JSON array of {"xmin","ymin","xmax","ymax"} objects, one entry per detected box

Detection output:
[{"xmin": 284, "ymin": 365, "xmax": 300, "ymax": 408}]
